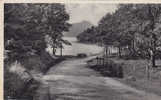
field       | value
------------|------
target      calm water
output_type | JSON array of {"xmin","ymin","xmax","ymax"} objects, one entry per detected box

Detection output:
[{"xmin": 47, "ymin": 37, "xmax": 103, "ymax": 56}]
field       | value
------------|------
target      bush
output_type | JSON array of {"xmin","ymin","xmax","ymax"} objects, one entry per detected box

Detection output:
[
  {"xmin": 107, "ymin": 60, "xmax": 124, "ymax": 78},
  {"xmin": 4, "ymin": 51, "xmax": 64, "ymax": 99},
  {"xmin": 77, "ymin": 53, "xmax": 87, "ymax": 58},
  {"xmin": 4, "ymin": 67, "xmax": 24, "ymax": 98},
  {"xmin": 4, "ymin": 64, "xmax": 39, "ymax": 99},
  {"xmin": 21, "ymin": 51, "xmax": 54, "ymax": 73},
  {"xmin": 4, "ymin": 52, "xmax": 51, "ymax": 99},
  {"xmin": 40, "ymin": 51, "xmax": 54, "ymax": 67},
  {"xmin": 87, "ymin": 58, "xmax": 124, "ymax": 78},
  {"xmin": 22, "ymin": 56, "xmax": 46, "ymax": 72}
]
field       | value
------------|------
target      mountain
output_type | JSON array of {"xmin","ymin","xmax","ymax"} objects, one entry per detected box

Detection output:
[{"xmin": 64, "ymin": 21, "xmax": 93, "ymax": 37}]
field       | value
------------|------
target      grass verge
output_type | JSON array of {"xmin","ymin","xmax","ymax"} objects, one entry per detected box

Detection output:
[
  {"xmin": 110, "ymin": 57, "xmax": 161, "ymax": 96},
  {"xmin": 4, "ymin": 51, "xmax": 66, "ymax": 99}
]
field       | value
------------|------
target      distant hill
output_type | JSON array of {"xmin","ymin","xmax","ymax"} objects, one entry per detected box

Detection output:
[{"xmin": 64, "ymin": 21, "xmax": 93, "ymax": 37}]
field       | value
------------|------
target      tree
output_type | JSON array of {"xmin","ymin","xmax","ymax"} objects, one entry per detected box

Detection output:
[
  {"xmin": 4, "ymin": 4, "xmax": 71, "ymax": 98},
  {"xmin": 43, "ymin": 4, "xmax": 71, "ymax": 55},
  {"xmin": 77, "ymin": 26, "xmax": 98, "ymax": 43},
  {"xmin": 77, "ymin": 4, "xmax": 161, "ymax": 67},
  {"xmin": 132, "ymin": 4, "xmax": 161, "ymax": 67},
  {"xmin": 4, "ymin": 4, "xmax": 71, "ymax": 60},
  {"xmin": 4, "ymin": 4, "xmax": 46, "ymax": 61}
]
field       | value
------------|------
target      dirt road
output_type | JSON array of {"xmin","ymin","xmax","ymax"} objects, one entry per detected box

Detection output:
[{"xmin": 35, "ymin": 56, "xmax": 161, "ymax": 100}]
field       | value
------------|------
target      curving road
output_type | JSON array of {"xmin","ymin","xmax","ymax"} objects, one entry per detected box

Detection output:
[{"xmin": 34, "ymin": 56, "xmax": 161, "ymax": 100}]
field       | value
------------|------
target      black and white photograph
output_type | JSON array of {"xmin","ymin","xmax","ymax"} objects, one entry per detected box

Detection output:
[{"xmin": 3, "ymin": 2, "xmax": 161, "ymax": 100}]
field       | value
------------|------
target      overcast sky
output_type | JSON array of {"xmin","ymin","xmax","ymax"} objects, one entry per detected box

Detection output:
[{"xmin": 65, "ymin": 4, "xmax": 118, "ymax": 25}]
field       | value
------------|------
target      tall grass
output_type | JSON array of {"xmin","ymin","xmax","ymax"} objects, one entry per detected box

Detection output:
[{"xmin": 4, "ymin": 51, "xmax": 57, "ymax": 99}]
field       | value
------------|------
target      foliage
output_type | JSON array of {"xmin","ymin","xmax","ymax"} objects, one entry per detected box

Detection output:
[
  {"xmin": 43, "ymin": 4, "xmax": 71, "ymax": 55},
  {"xmin": 4, "ymin": 3, "xmax": 70, "ymax": 98},
  {"xmin": 4, "ymin": 4, "xmax": 71, "ymax": 61},
  {"xmin": 77, "ymin": 26, "xmax": 98, "ymax": 43},
  {"xmin": 77, "ymin": 4, "xmax": 161, "ymax": 67}
]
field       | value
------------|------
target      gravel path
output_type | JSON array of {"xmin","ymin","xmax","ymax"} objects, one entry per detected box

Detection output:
[{"xmin": 35, "ymin": 56, "xmax": 161, "ymax": 100}]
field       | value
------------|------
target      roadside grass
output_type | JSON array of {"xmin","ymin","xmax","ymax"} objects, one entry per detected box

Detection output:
[
  {"xmin": 87, "ymin": 57, "xmax": 123, "ymax": 78},
  {"xmin": 4, "ymin": 60, "xmax": 39, "ymax": 99},
  {"xmin": 110, "ymin": 57, "xmax": 161, "ymax": 96},
  {"xmin": 4, "ymin": 51, "xmax": 66, "ymax": 99},
  {"xmin": 87, "ymin": 55, "xmax": 161, "ymax": 96}
]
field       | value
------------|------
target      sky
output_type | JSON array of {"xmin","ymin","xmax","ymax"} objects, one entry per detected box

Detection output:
[{"xmin": 65, "ymin": 4, "xmax": 118, "ymax": 25}]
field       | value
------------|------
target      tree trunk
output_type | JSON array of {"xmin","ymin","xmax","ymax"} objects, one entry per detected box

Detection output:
[
  {"xmin": 151, "ymin": 50, "xmax": 156, "ymax": 68},
  {"xmin": 60, "ymin": 46, "xmax": 62, "ymax": 57},
  {"xmin": 105, "ymin": 46, "xmax": 108, "ymax": 57},
  {"xmin": 151, "ymin": 34, "xmax": 157, "ymax": 68},
  {"xmin": 148, "ymin": 5, "xmax": 157, "ymax": 68},
  {"xmin": 152, "ymin": 54, "xmax": 156, "ymax": 68},
  {"xmin": 132, "ymin": 38, "xmax": 135, "ymax": 55},
  {"xmin": 118, "ymin": 46, "xmax": 121, "ymax": 58},
  {"xmin": 52, "ymin": 48, "xmax": 56, "ymax": 55}
]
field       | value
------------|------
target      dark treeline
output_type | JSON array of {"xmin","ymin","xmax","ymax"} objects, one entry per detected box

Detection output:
[
  {"xmin": 77, "ymin": 4, "xmax": 161, "ymax": 68},
  {"xmin": 5, "ymin": 4, "xmax": 71, "ymax": 60},
  {"xmin": 4, "ymin": 4, "xmax": 71, "ymax": 98}
]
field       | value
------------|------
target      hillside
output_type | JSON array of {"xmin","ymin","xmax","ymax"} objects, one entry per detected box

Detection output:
[{"xmin": 64, "ymin": 21, "xmax": 93, "ymax": 37}]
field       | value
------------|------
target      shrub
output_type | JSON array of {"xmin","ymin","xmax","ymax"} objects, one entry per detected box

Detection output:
[
  {"xmin": 77, "ymin": 53, "xmax": 87, "ymax": 58},
  {"xmin": 4, "ymin": 66, "xmax": 24, "ymax": 98},
  {"xmin": 40, "ymin": 51, "xmax": 54, "ymax": 67},
  {"xmin": 22, "ymin": 55, "xmax": 46, "ymax": 72},
  {"xmin": 21, "ymin": 51, "xmax": 54, "ymax": 73},
  {"xmin": 107, "ymin": 60, "xmax": 124, "ymax": 78},
  {"xmin": 4, "ymin": 64, "xmax": 38, "ymax": 99},
  {"xmin": 4, "ymin": 57, "xmax": 42, "ymax": 99},
  {"xmin": 87, "ymin": 58, "xmax": 124, "ymax": 78}
]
